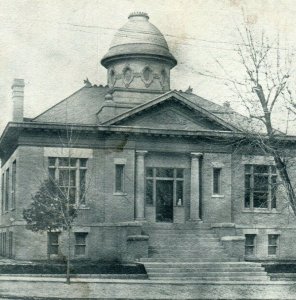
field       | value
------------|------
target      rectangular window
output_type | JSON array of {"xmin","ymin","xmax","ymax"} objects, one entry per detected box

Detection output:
[
  {"xmin": 0, "ymin": 233, "xmax": 2, "ymax": 256},
  {"xmin": 2, "ymin": 232, "xmax": 6, "ymax": 257},
  {"xmin": 213, "ymin": 168, "xmax": 221, "ymax": 194},
  {"xmin": 48, "ymin": 157, "xmax": 87, "ymax": 205},
  {"xmin": 48, "ymin": 232, "xmax": 59, "ymax": 255},
  {"xmin": 1, "ymin": 174, "xmax": 4, "ymax": 214},
  {"xmin": 245, "ymin": 234, "xmax": 256, "ymax": 256},
  {"xmin": 5, "ymin": 169, "xmax": 9, "ymax": 212},
  {"xmin": 8, "ymin": 232, "xmax": 13, "ymax": 258},
  {"xmin": 268, "ymin": 234, "xmax": 279, "ymax": 256},
  {"xmin": 11, "ymin": 161, "xmax": 16, "ymax": 210},
  {"xmin": 75, "ymin": 232, "xmax": 87, "ymax": 256},
  {"xmin": 244, "ymin": 164, "xmax": 277, "ymax": 210},
  {"xmin": 115, "ymin": 165, "xmax": 124, "ymax": 192}
]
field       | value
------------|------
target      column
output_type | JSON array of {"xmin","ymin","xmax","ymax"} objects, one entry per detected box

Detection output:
[
  {"xmin": 190, "ymin": 152, "xmax": 203, "ymax": 221},
  {"xmin": 135, "ymin": 150, "xmax": 148, "ymax": 221}
]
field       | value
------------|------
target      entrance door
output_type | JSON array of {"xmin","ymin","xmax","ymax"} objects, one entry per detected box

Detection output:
[{"xmin": 156, "ymin": 180, "xmax": 174, "ymax": 222}]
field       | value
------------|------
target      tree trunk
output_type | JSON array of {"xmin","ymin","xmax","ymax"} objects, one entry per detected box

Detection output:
[
  {"xmin": 273, "ymin": 154, "xmax": 296, "ymax": 216},
  {"xmin": 66, "ymin": 226, "xmax": 71, "ymax": 284}
]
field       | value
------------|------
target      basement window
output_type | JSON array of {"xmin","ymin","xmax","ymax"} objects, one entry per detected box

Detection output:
[
  {"xmin": 245, "ymin": 234, "xmax": 256, "ymax": 256},
  {"xmin": 75, "ymin": 232, "xmax": 88, "ymax": 256},
  {"xmin": 268, "ymin": 234, "xmax": 279, "ymax": 256},
  {"xmin": 48, "ymin": 232, "xmax": 60, "ymax": 255}
]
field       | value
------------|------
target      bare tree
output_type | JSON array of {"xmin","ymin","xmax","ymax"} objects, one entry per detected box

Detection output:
[{"xmin": 201, "ymin": 20, "xmax": 296, "ymax": 215}]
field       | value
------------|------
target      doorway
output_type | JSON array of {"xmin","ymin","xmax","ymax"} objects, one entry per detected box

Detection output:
[{"xmin": 156, "ymin": 180, "xmax": 174, "ymax": 222}]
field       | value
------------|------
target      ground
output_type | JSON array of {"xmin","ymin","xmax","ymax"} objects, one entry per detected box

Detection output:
[{"xmin": 0, "ymin": 276, "xmax": 296, "ymax": 299}]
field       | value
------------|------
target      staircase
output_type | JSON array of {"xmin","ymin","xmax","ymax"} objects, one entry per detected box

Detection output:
[{"xmin": 140, "ymin": 223, "xmax": 270, "ymax": 282}]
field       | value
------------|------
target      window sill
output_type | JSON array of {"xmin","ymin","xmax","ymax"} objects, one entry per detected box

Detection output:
[
  {"xmin": 78, "ymin": 206, "xmax": 90, "ymax": 210},
  {"xmin": 212, "ymin": 194, "xmax": 224, "ymax": 198},
  {"xmin": 242, "ymin": 209, "xmax": 280, "ymax": 214},
  {"xmin": 113, "ymin": 192, "xmax": 127, "ymax": 196}
]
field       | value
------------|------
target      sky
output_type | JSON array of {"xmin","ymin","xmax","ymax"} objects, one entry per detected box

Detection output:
[{"xmin": 1, "ymin": 0, "xmax": 296, "ymax": 134}]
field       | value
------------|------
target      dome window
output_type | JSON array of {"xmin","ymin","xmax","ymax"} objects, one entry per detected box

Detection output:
[
  {"xmin": 141, "ymin": 66, "xmax": 153, "ymax": 87},
  {"xmin": 109, "ymin": 68, "xmax": 116, "ymax": 86},
  {"xmin": 122, "ymin": 66, "xmax": 133, "ymax": 87},
  {"xmin": 160, "ymin": 69, "xmax": 167, "ymax": 87}
]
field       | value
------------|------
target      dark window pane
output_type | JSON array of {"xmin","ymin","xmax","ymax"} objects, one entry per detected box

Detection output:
[
  {"xmin": 80, "ymin": 158, "xmax": 87, "ymax": 167},
  {"xmin": 254, "ymin": 192, "xmax": 268, "ymax": 208},
  {"xmin": 271, "ymin": 165, "xmax": 277, "ymax": 174},
  {"xmin": 176, "ymin": 169, "xmax": 184, "ymax": 178},
  {"xmin": 59, "ymin": 158, "xmax": 69, "ymax": 166},
  {"xmin": 5, "ymin": 168, "xmax": 9, "ymax": 211},
  {"xmin": 213, "ymin": 168, "xmax": 221, "ymax": 194},
  {"xmin": 70, "ymin": 158, "xmax": 77, "ymax": 167},
  {"xmin": 48, "ymin": 157, "xmax": 56, "ymax": 167},
  {"xmin": 115, "ymin": 165, "xmax": 124, "ymax": 192},
  {"xmin": 80, "ymin": 169, "xmax": 86, "ymax": 204},
  {"xmin": 245, "ymin": 246, "xmax": 254, "ymax": 256},
  {"xmin": 48, "ymin": 168, "xmax": 55, "ymax": 180},
  {"xmin": 254, "ymin": 175, "xmax": 268, "ymax": 191},
  {"xmin": 146, "ymin": 168, "xmax": 153, "ymax": 177},
  {"xmin": 75, "ymin": 245, "xmax": 85, "ymax": 255},
  {"xmin": 268, "ymin": 246, "xmax": 277, "ymax": 255},
  {"xmin": 145, "ymin": 179, "xmax": 153, "ymax": 205},
  {"xmin": 156, "ymin": 168, "xmax": 174, "ymax": 178},
  {"xmin": 245, "ymin": 191, "xmax": 251, "ymax": 208},
  {"xmin": 59, "ymin": 170, "xmax": 76, "ymax": 187},
  {"xmin": 268, "ymin": 235, "xmax": 278, "ymax": 246},
  {"xmin": 69, "ymin": 188, "xmax": 76, "ymax": 204},
  {"xmin": 176, "ymin": 181, "xmax": 183, "ymax": 206},
  {"xmin": 244, "ymin": 175, "xmax": 251, "ymax": 208},
  {"xmin": 49, "ymin": 233, "xmax": 58, "ymax": 244},
  {"xmin": 254, "ymin": 165, "xmax": 269, "ymax": 173},
  {"xmin": 245, "ymin": 165, "xmax": 251, "ymax": 173},
  {"xmin": 75, "ymin": 233, "xmax": 87, "ymax": 244},
  {"xmin": 50, "ymin": 245, "xmax": 59, "ymax": 255},
  {"xmin": 271, "ymin": 175, "xmax": 277, "ymax": 209},
  {"xmin": 245, "ymin": 234, "xmax": 255, "ymax": 246}
]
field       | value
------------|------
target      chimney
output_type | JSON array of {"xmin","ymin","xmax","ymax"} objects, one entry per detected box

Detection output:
[{"xmin": 11, "ymin": 79, "xmax": 25, "ymax": 122}]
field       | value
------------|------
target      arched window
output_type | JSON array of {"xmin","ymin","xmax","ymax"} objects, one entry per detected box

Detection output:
[
  {"xmin": 122, "ymin": 66, "xmax": 133, "ymax": 87},
  {"xmin": 160, "ymin": 69, "xmax": 167, "ymax": 86},
  {"xmin": 141, "ymin": 66, "xmax": 153, "ymax": 87},
  {"xmin": 109, "ymin": 69, "xmax": 116, "ymax": 86}
]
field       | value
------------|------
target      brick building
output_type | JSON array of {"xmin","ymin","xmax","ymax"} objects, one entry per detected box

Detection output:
[{"xmin": 1, "ymin": 12, "xmax": 296, "ymax": 278}]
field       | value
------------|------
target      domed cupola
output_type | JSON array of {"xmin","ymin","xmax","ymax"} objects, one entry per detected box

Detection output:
[{"xmin": 101, "ymin": 12, "xmax": 177, "ymax": 92}]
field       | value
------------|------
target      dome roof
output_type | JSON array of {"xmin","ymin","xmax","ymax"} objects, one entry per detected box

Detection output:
[{"xmin": 101, "ymin": 12, "xmax": 177, "ymax": 68}]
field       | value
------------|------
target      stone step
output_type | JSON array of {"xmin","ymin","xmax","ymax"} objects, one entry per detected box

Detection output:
[
  {"xmin": 145, "ymin": 229, "xmax": 215, "ymax": 236},
  {"xmin": 148, "ymin": 276, "xmax": 270, "ymax": 281},
  {"xmin": 140, "ymin": 257, "xmax": 237, "ymax": 262},
  {"xmin": 149, "ymin": 249, "xmax": 225, "ymax": 253},
  {"xmin": 148, "ymin": 271, "xmax": 268, "ymax": 277},
  {"xmin": 142, "ymin": 262, "xmax": 263, "ymax": 267},
  {"xmin": 149, "ymin": 245, "xmax": 225, "ymax": 250},
  {"xmin": 270, "ymin": 273, "xmax": 296, "ymax": 281},
  {"xmin": 149, "ymin": 254, "xmax": 229, "ymax": 259},
  {"xmin": 145, "ymin": 267, "xmax": 265, "ymax": 273}
]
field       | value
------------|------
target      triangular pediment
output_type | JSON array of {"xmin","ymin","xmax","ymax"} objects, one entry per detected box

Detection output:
[{"xmin": 103, "ymin": 91, "xmax": 238, "ymax": 132}]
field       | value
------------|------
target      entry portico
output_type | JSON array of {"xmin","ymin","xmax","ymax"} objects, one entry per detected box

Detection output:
[{"xmin": 134, "ymin": 150, "xmax": 204, "ymax": 223}]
